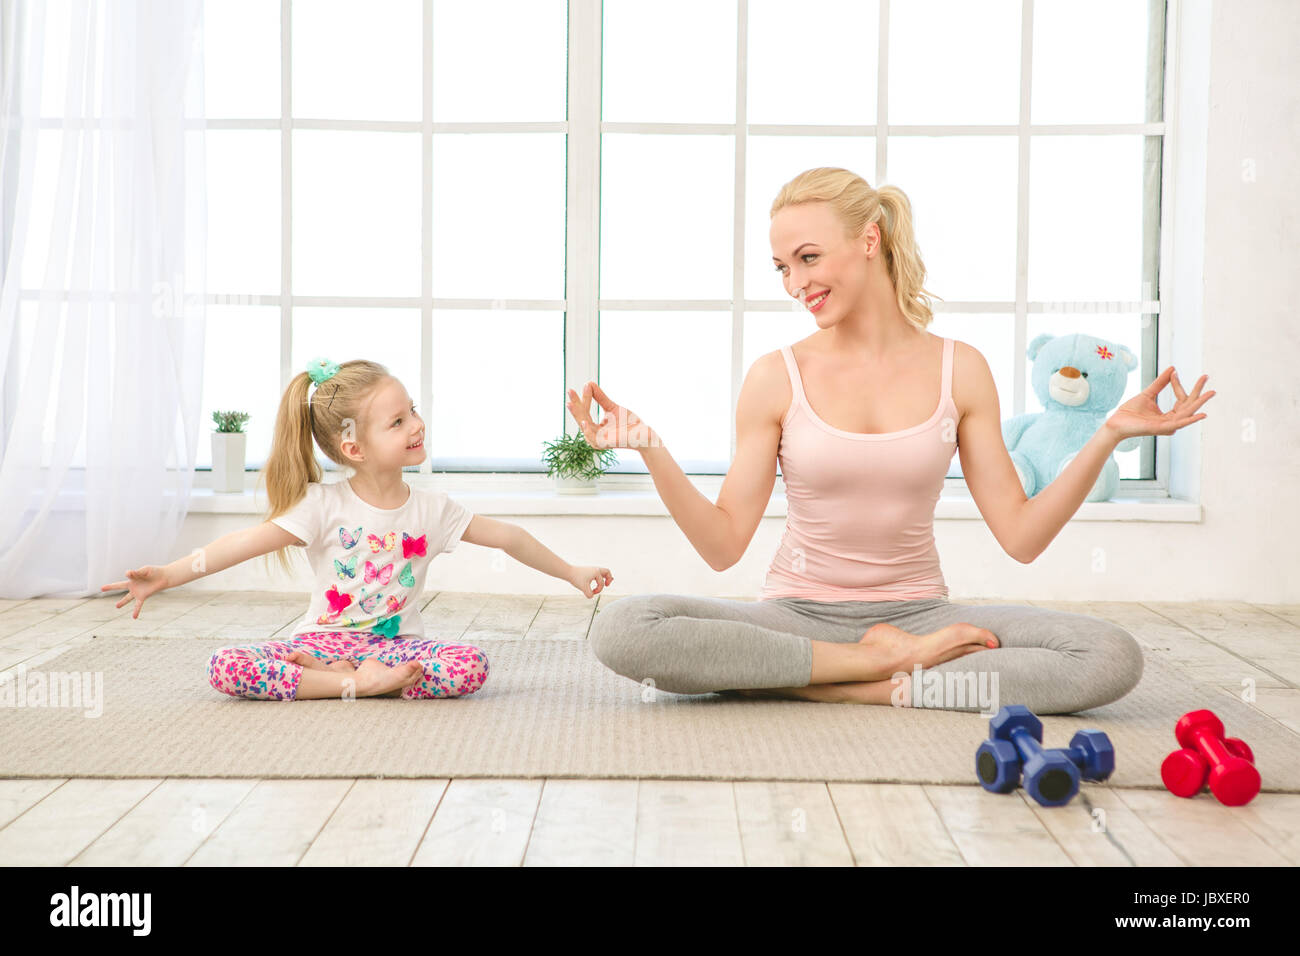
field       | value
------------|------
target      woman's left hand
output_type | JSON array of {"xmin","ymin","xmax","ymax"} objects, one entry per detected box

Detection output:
[
  {"xmin": 1104, "ymin": 367, "xmax": 1215, "ymax": 440},
  {"xmin": 568, "ymin": 565, "xmax": 613, "ymax": 598}
]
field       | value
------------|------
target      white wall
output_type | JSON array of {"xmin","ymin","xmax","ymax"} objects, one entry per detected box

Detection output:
[{"xmin": 178, "ymin": 0, "xmax": 1300, "ymax": 604}]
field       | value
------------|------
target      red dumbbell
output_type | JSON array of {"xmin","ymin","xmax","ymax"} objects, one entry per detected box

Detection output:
[
  {"xmin": 1160, "ymin": 710, "xmax": 1260, "ymax": 806},
  {"xmin": 1161, "ymin": 739, "xmax": 1255, "ymax": 796}
]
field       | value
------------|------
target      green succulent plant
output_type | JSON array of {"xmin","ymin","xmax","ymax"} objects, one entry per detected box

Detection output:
[
  {"xmin": 542, "ymin": 430, "xmax": 618, "ymax": 481},
  {"xmin": 212, "ymin": 410, "xmax": 250, "ymax": 433}
]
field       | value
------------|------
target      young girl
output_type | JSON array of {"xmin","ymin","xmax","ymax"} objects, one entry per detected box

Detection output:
[{"xmin": 100, "ymin": 357, "xmax": 613, "ymax": 701}]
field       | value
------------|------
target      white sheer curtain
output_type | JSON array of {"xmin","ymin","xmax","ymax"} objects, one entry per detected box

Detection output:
[{"xmin": 0, "ymin": 0, "xmax": 206, "ymax": 599}]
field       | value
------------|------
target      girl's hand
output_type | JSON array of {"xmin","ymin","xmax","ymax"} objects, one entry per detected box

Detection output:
[
  {"xmin": 567, "ymin": 565, "xmax": 612, "ymax": 599},
  {"xmin": 1105, "ymin": 367, "xmax": 1215, "ymax": 441},
  {"xmin": 99, "ymin": 565, "xmax": 170, "ymax": 619},
  {"xmin": 566, "ymin": 382, "xmax": 658, "ymax": 450}
]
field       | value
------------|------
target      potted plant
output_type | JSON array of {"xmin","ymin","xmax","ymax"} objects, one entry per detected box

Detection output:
[
  {"xmin": 211, "ymin": 410, "xmax": 250, "ymax": 493},
  {"xmin": 542, "ymin": 430, "xmax": 618, "ymax": 494}
]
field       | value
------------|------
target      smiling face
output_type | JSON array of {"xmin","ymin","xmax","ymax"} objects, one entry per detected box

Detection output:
[
  {"xmin": 344, "ymin": 376, "xmax": 425, "ymax": 469},
  {"xmin": 770, "ymin": 201, "xmax": 879, "ymax": 327}
]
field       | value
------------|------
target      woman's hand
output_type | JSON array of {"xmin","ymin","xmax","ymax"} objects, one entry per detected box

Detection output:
[
  {"xmin": 567, "ymin": 564, "xmax": 613, "ymax": 599},
  {"xmin": 1104, "ymin": 367, "xmax": 1215, "ymax": 441},
  {"xmin": 566, "ymin": 382, "xmax": 658, "ymax": 450},
  {"xmin": 99, "ymin": 565, "xmax": 171, "ymax": 619}
]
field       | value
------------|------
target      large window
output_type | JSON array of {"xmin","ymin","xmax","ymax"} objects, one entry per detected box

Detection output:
[
  {"xmin": 200, "ymin": 0, "xmax": 569, "ymax": 472},
  {"xmin": 32, "ymin": 0, "xmax": 1164, "ymax": 489},
  {"xmin": 597, "ymin": 0, "xmax": 1168, "ymax": 486}
]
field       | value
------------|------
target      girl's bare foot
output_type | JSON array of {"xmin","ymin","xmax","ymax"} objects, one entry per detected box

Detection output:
[
  {"xmin": 287, "ymin": 651, "xmax": 357, "ymax": 674},
  {"xmin": 856, "ymin": 620, "xmax": 998, "ymax": 678},
  {"xmin": 353, "ymin": 659, "xmax": 424, "ymax": 698},
  {"xmin": 286, "ymin": 650, "xmax": 327, "ymax": 670}
]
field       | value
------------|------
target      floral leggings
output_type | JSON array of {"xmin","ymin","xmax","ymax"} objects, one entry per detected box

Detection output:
[{"xmin": 206, "ymin": 630, "xmax": 489, "ymax": 701}]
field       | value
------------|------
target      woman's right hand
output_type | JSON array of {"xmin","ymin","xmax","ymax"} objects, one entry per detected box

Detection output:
[
  {"xmin": 566, "ymin": 382, "xmax": 658, "ymax": 451},
  {"xmin": 100, "ymin": 565, "xmax": 170, "ymax": 619}
]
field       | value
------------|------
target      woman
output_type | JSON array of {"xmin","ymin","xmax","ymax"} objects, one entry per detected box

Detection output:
[{"xmin": 566, "ymin": 167, "xmax": 1213, "ymax": 714}]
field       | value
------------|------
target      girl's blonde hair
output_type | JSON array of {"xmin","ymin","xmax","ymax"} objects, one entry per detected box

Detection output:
[
  {"xmin": 257, "ymin": 359, "xmax": 393, "ymax": 576},
  {"xmin": 770, "ymin": 167, "xmax": 943, "ymax": 330}
]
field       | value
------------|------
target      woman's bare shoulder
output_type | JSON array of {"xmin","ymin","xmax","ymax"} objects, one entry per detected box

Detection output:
[
  {"xmin": 745, "ymin": 348, "xmax": 795, "ymax": 427},
  {"xmin": 949, "ymin": 337, "xmax": 996, "ymax": 420}
]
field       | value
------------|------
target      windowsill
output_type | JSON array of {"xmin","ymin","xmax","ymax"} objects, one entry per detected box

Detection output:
[{"xmin": 187, "ymin": 473, "xmax": 1204, "ymax": 522}]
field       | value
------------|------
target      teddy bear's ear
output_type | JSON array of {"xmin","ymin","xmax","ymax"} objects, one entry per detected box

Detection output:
[
  {"xmin": 1027, "ymin": 333, "xmax": 1055, "ymax": 361},
  {"xmin": 1115, "ymin": 345, "xmax": 1137, "ymax": 369}
]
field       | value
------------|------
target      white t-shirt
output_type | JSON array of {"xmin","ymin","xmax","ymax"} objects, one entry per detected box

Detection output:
[{"xmin": 270, "ymin": 478, "xmax": 474, "ymax": 640}]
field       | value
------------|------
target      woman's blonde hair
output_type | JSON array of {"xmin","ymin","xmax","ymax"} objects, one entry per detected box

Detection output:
[
  {"xmin": 770, "ymin": 167, "xmax": 942, "ymax": 330},
  {"xmin": 257, "ymin": 359, "xmax": 393, "ymax": 576}
]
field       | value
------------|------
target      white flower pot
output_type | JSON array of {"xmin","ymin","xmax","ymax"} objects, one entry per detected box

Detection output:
[
  {"xmin": 211, "ymin": 431, "xmax": 247, "ymax": 493},
  {"xmin": 555, "ymin": 473, "xmax": 598, "ymax": 494}
]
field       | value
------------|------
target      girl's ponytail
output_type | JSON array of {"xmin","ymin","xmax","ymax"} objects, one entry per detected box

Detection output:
[{"xmin": 260, "ymin": 372, "xmax": 321, "ymax": 577}]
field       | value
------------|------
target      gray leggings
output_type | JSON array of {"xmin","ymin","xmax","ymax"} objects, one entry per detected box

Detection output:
[{"xmin": 588, "ymin": 594, "xmax": 1144, "ymax": 714}]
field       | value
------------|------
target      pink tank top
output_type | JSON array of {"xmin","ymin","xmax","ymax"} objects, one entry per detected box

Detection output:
[{"xmin": 759, "ymin": 336, "xmax": 959, "ymax": 602}]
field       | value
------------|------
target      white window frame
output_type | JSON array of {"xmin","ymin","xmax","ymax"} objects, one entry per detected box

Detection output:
[
  {"xmin": 590, "ymin": 0, "xmax": 1175, "ymax": 496},
  {"xmin": 5, "ymin": 0, "xmax": 1182, "ymax": 502}
]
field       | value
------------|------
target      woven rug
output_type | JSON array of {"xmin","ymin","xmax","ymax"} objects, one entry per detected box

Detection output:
[{"xmin": 1, "ymin": 635, "xmax": 1297, "ymax": 788}]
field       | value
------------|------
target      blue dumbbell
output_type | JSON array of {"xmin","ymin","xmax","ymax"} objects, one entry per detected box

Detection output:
[{"xmin": 975, "ymin": 706, "xmax": 1114, "ymax": 807}]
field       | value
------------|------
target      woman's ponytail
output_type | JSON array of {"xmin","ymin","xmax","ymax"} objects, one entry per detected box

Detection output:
[{"xmin": 771, "ymin": 167, "xmax": 943, "ymax": 331}]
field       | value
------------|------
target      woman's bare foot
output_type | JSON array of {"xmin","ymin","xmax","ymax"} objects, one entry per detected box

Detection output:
[
  {"xmin": 734, "ymin": 685, "xmax": 849, "ymax": 703},
  {"xmin": 353, "ymin": 659, "xmax": 424, "ymax": 698},
  {"xmin": 855, "ymin": 620, "xmax": 999, "ymax": 678},
  {"xmin": 733, "ymin": 676, "xmax": 909, "ymax": 705}
]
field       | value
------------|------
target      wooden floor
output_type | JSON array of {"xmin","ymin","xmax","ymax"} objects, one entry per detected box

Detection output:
[{"xmin": 1, "ymin": 591, "xmax": 1298, "ymax": 866}]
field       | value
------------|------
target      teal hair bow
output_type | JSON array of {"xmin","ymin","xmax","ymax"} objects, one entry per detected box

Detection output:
[{"xmin": 307, "ymin": 357, "xmax": 340, "ymax": 385}]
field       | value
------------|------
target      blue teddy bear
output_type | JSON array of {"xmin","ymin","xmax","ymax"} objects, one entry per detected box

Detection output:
[{"xmin": 1002, "ymin": 332, "xmax": 1143, "ymax": 502}]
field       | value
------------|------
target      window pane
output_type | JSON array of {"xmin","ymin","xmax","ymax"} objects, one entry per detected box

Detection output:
[
  {"xmin": 1028, "ymin": 135, "xmax": 1146, "ymax": 303},
  {"xmin": 36, "ymin": 0, "xmax": 71, "ymax": 118},
  {"xmin": 205, "ymin": 0, "xmax": 280, "ymax": 119},
  {"xmin": 1033, "ymin": 0, "xmax": 1156, "ymax": 124},
  {"xmin": 600, "ymin": 134, "xmax": 734, "ymax": 300},
  {"xmin": 888, "ymin": 136, "xmax": 1019, "ymax": 303},
  {"xmin": 292, "ymin": 0, "xmax": 421, "ymax": 121},
  {"xmin": 21, "ymin": 131, "xmax": 62, "ymax": 288},
  {"xmin": 889, "ymin": 0, "xmax": 1021, "ymax": 125},
  {"xmin": 747, "ymin": 0, "xmax": 879, "ymax": 125},
  {"xmin": 430, "ymin": 311, "xmax": 563, "ymax": 464},
  {"xmin": 1026, "ymin": 313, "xmax": 1147, "ymax": 479},
  {"xmin": 293, "ymin": 131, "xmax": 422, "ymax": 297},
  {"xmin": 928, "ymin": 314, "xmax": 1015, "ymax": 479},
  {"xmin": 200, "ymin": 306, "xmax": 281, "ymax": 469},
  {"xmin": 602, "ymin": 0, "xmax": 736, "ymax": 123},
  {"xmin": 432, "ymin": 0, "xmax": 567, "ymax": 122},
  {"xmin": 598, "ymin": 311, "xmax": 731, "ymax": 470},
  {"xmin": 15, "ymin": 303, "xmax": 83, "ymax": 468},
  {"xmin": 36, "ymin": 0, "xmax": 110, "ymax": 119},
  {"xmin": 206, "ymin": 131, "xmax": 280, "ymax": 296},
  {"xmin": 431, "ymin": 134, "xmax": 565, "ymax": 299},
  {"xmin": 292, "ymin": 307, "xmax": 423, "ymax": 464},
  {"xmin": 746, "ymin": 137, "xmax": 875, "ymax": 300}
]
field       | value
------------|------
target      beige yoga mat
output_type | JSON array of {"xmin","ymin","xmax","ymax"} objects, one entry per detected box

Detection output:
[{"xmin": 1, "ymin": 634, "xmax": 1297, "ymax": 788}]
